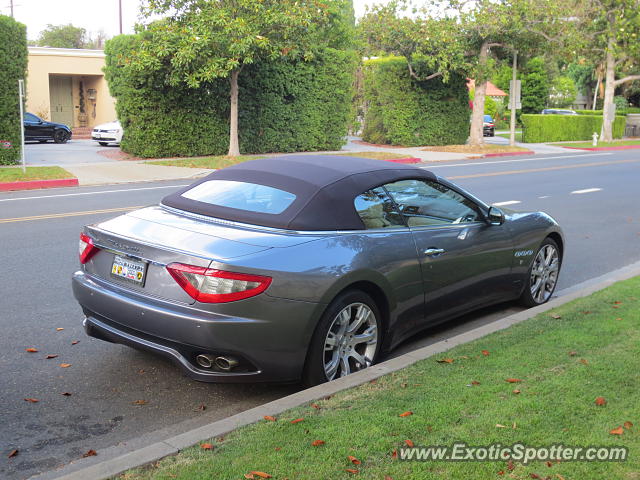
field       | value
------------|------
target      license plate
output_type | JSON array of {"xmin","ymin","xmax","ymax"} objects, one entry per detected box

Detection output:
[
  {"xmin": 93, "ymin": 133, "xmax": 101, "ymax": 138},
  {"xmin": 111, "ymin": 255, "xmax": 147, "ymax": 286}
]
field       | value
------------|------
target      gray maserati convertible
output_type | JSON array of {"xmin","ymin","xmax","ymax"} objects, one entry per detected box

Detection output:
[{"xmin": 72, "ymin": 155, "xmax": 563, "ymax": 385}]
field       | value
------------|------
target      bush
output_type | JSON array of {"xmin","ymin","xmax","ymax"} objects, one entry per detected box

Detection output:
[
  {"xmin": 104, "ymin": 35, "xmax": 356, "ymax": 158},
  {"xmin": 521, "ymin": 114, "xmax": 626, "ymax": 142},
  {"xmin": 0, "ymin": 15, "xmax": 28, "ymax": 165},
  {"xmin": 362, "ymin": 56, "xmax": 469, "ymax": 146},
  {"xmin": 576, "ymin": 107, "xmax": 640, "ymax": 116}
]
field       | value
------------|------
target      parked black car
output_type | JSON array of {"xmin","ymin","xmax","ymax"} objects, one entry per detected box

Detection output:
[
  {"xmin": 24, "ymin": 113, "xmax": 72, "ymax": 143},
  {"xmin": 483, "ymin": 114, "xmax": 495, "ymax": 137}
]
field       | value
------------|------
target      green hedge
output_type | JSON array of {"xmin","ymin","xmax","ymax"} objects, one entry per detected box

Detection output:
[
  {"xmin": 521, "ymin": 114, "xmax": 626, "ymax": 142},
  {"xmin": 576, "ymin": 108, "xmax": 640, "ymax": 116},
  {"xmin": 0, "ymin": 15, "xmax": 28, "ymax": 165},
  {"xmin": 104, "ymin": 35, "xmax": 356, "ymax": 158},
  {"xmin": 362, "ymin": 56, "xmax": 469, "ymax": 146}
]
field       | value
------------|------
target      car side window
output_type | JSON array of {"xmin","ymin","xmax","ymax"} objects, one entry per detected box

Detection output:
[
  {"xmin": 25, "ymin": 113, "xmax": 39, "ymax": 122},
  {"xmin": 354, "ymin": 187, "xmax": 405, "ymax": 229},
  {"xmin": 383, "ymin": 179, "xmax": 482, "ymax": 227}
]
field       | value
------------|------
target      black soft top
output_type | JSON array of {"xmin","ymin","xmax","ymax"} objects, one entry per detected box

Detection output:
[{"xmin": 161, "ymin": 155, "xmax": 436, "ymax": 231}]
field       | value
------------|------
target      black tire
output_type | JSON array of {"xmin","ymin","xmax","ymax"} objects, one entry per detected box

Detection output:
[
  {"xmin": 53, "ymin": 130, "xmax": 68, "ymax": 144},
  {"xmin": 38, "ymin": 140, "xmax": 48, "ymax": 143},
  {"xmin": 98, "ymin": 142, "xmax": 109, "ymax": 146},
  {"xmin": 490, "ymin": 129, "xmax": 495, "ymax": 137},
  {"xmin": 302, "ymin": 290, "xmax": 382, "ymax": 387},
  {"xmin": 519, "ymin": 237, "xmax": 561, "ymax": 307}
]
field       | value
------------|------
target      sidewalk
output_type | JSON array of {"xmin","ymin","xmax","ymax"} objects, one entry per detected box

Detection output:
[{"xmin": 62, "ymin": 162, "xmax": 211, "ymax": 186}]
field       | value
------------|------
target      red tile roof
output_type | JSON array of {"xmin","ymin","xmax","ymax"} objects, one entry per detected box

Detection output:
[{"xmin": 467, "ymin": 79, "xmax": 507, "ymax": 97}]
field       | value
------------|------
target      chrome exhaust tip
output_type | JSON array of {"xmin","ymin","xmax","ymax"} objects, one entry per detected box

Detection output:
[
  {"xmin": 195, "ymin": 354, "xmax": 216, "ymax": 369},
  {"xmin": 214, "ymin": 356, "xmax": 239, "ymax": 371}
]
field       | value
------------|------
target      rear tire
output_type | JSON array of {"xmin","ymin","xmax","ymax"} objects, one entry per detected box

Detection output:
[
  {"xmin": 302, "ymin": 290, "xmax": 382, "ymax": 387},
  {"xmin": 98, "ymin": 142, "xmax": 109, "ymax": 146},
  {"xmin": 38, "ymin": 140, "xmax": 48, "ymax": 143},
  {"xmin": 519, "ymin": 237, "xmax": 561, "ymax": 307},
  {"xmin": 53, "ymin": 130, "xmax": 68, "ymax": 144}
]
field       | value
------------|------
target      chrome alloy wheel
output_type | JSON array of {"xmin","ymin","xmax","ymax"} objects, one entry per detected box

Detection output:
[
  {"xmin": 323, "ymin": 303, "xmax": 378, "ymax": 380},
  {"xmin": 530, "ymin": 244, "xmax": 559, "ymax": 304}
]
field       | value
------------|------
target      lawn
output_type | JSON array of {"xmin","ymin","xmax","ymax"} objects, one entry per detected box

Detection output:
[
  {"xmin": 120, "ymin": 277, "xmax": 640, "ymax": 480},
  {"xmin": 496, "ymin": 132, "xmax": 523, "ymax": 142},
  {"xmin": 422, "ymin": 144, "xmax": 530, "ymax": 154},
  {"xmin": 0, "ymin": 166, "xmax": 75, "ymax": 182},
  {"xmin": 149, "ymin": 152, "xmax": 413, "ymax": 169},
  {"xmin": 551, "ymin": 139, "xmax": 640, "ymax": 148}
]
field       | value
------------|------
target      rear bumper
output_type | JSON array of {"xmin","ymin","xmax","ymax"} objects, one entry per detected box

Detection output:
[{"xmin": 72, "ymin": 270, "xmax": 321, "ymax": 383}]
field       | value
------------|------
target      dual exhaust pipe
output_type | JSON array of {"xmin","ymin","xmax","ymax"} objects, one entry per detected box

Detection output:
[{"xmin": 196, "ymin": 353, "xmax": 239, "ymax": 371}]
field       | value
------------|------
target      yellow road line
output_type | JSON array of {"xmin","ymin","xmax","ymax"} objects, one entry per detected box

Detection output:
[
  {"xmin": 448, "ymin": 158, "xmax": 640, "ymax": 180},
  {"xmin": 0, "ymin": 206, "xmax": 142, "ymax": 224}
]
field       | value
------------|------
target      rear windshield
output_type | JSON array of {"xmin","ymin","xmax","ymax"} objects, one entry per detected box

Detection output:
[
  {"xmin": 483, "ymin": 115, "xmax": 493, "ymax": 122},
  {"xmin": 180, "ymin": 180, "xmax": 296, "ymax": 215}
]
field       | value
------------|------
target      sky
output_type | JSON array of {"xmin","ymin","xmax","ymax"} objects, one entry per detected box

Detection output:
[{"xmin": 0, "ymin": 0, "xmax": 390, "ymax": 42}]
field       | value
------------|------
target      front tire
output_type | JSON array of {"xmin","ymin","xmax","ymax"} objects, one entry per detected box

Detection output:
[
  {"xmin": 303, "ymin": 290, "xmax": 382, "ymax": 387},
  {"xmin": 98, "ymin": 142, "xmax": 109, "ymax": 146},
  {"xmin": 519, "ymin": 238, "xmax": 561, "ymax": 307},
  {"xmin": 53, "ymin": 130, "xmax": 68, "ymax": 144}
]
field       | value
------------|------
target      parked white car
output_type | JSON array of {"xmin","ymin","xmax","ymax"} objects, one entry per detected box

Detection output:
[{"xmin": 92, "ymin": 120, "xmax": 123, "ymax": 146}]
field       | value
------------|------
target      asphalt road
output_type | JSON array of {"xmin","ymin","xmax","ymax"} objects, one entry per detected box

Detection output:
[
  {"xmin": 1, "ymin": 149, "xmax": 639, "ymax": 480},
  {"xmin": 24, "ymin": 139, "xmax": 117, "ymax": 165}
]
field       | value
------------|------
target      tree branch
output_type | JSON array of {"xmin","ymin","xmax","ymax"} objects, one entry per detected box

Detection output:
[
  {"xmin": 407, "ymin": 61, "xmax": 443, "ymax": 81},
  {"xmin": 614, "ymin": 75, "xmax": 640, "ymax": 86}
]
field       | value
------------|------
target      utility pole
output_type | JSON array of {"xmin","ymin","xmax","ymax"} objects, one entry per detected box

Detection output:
[
  {"xmin": 10, "ymin": 0, "xmax": 14, "ymax": 17},
  {"xmin": 509, "ymin": 51, "xmax": 518, "ymax": 147},
  {"xmin": 118, "ymin": 0, "xmax": 123, "ymax": 34}
]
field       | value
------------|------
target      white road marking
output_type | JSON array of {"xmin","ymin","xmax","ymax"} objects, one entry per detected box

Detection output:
[
  {"xmin": 492, "ymin": 200, "xmax": 521, "ymax": 206},
  {"xmin": 571, "ymin": 188, "xmax": 602, "ymax": 194},
  {"xmin": 539, "ymin": 196, "xmax": 550, "ymax": 199},
  {"xmin": 0, "ymin": 184, "xmax": 190, "ymax": 202},
  {"xmin": 421, "ymin": 152, "xmax": 613, "ymax": 169}
]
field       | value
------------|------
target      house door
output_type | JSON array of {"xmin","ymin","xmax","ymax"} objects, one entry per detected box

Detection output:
[{"xmin": 49, "ymin": 76, "xmax": 74, "ymax": 127}]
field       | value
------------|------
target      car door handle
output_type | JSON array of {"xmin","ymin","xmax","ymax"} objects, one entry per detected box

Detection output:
[{"xmin": 424, "ymin": 248, "xmax": 445, "ymax": 256}]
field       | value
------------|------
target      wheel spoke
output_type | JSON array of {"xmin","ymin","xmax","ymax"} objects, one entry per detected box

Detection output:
[
  {"xmin": 324, "ymin": 332, "xmax": 338, "ymax": 351},
  {"xmin": 349, "ymin": 350, "xmax": 368, "ymax": 368},
  {"xmin": 351, "ymin": 326, "xmax": 377, "ymax": 345},
  {"xmin": 325, "ymin": 355, "xmax": 339, "ymax": 380},
  {"xmin": 347, "ymin": 305, "xmax": 370, "ymax": 333},
  {"xmin": 339, "ymin": 355, "xmax": 351, "ymax": 377}
]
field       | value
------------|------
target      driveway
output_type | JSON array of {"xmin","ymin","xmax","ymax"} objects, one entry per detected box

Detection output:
[{"xmin": 25, "ymin": 139, "xmax": 118, "ymax": 165}]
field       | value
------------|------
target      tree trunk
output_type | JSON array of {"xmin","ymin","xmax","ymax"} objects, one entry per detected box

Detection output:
[
  {"xmin": 227, "ymin": 69, "xmax": 241, "ymax": 157},
  {"xmin": 601, "ymin": 36, "xmax": 616, "ymax": 143},
  {"xmin": 469, "ymin": 41, "xmax": 489, "ymax": 146}
]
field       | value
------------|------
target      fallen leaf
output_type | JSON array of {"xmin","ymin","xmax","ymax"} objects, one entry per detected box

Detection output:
[
  {"xmin": 290, "ymin": 418, "xmax": 304, "ymax": 424},
  {"xmin": 507, "ymin": 460, "xmax": 515, "ymax": 471},
  {"xmin": 497, "ymin": 471, "xmax": 504, "ymax": 475},
  {"xmin": 505, "ymin": 378, "xmax": 522, "ymax": 383},
  {"xmin": 200, "ymin": 443, "xmax": 214, "ymax": 450},
  {"xmin": 369, "ymin": 379, "xmax": 377, "ymax": 384},
  {"xmin": 391, "ymin": 449, "xmax": 397, "ymax": 459},
  {"xmin": 59, "ymin": 363, "xmax": 72, "ymax": 368},
  {"xmin": 496, "ymin": 424, "xmax": 508, "ymax": 428},
  {"xmin": 384, "ymin": 476, "xmax": 393, "ymax": 480},
  {"xmin": 568, "ymin": 351, "xmax": 577, "ymax": 356},
  {"xmin": 348, "ymin": 455, "xmax": 361, "ymax": 465},
  {"xmin": 609, "ymin": 426, "xmax": 624, "ymax": 435},
  {"xmin": 614, "ymin": 301, "xmax": 622, "ymax": 304},
  {"xmin": 624, "ymin": 421, "xmax": 633, "ymax": 429},
  {"xmin": 132, "ymin": 399, "xmax": 148, "ymax": 405},
  {"xmin": 437, "ymin": 358, "xmax": 454, "ymax": 364},
  {"xmin": 595, "ymin": 397, "xmax": 607, "ymax": 406},
  {"xmin": 8, "ymin": 449, "xmax": 18, "ymax": 458},
  {"xmin": 311, "ymin": 440, "xmax": 325, "ymax": 447},
  {"xmin": 530, "ymin": 474, "xmax": 541, "ymax": 479},
  {"xmin": 345, "ymin": 469, "xmax": 359, "ymax": 474},
  {"xmin": 399, "ymin": 411, "xmax": 413, "ymax": 417},
  {"xmin": 481, "ymin": 350, "xmax": 490, "ymax": 356},
  {"xmin": 582, "ymin": 310, "xmax": 592, "ymax": 315},
  {"xmin": 546, "ymin": 461, "xmax": 553, "ymax": 467},
  {"xmin": 61, "ymin": 392, "xmax": 72, "ymax": 396},
  {"xmin": 45, "ymin": 354, "xmax": 58, "ymax": 359},
  {"xmin": 274, "ymin": 447, "xmax": 281, "ymax": 451},
  {"xmin": 56, "ymin": 328, "xmax": 64, "ymax": 331},
  {"xmin": 404, "ymin": 439, "xmax": 414, "ymax": 447},
  {"xmin": 24, "ymin": 398, "xmax": 39, "ymax": 403},
  {"xmin": 250, "ymin": 472, "xmax": 272, "ymax": 479},
  {"xmin": 263, "ymin": 415, "xmax": 276, "ymax": 421},
  {"xmin": 513, "ymin": 389, "xmax": 521, "ymax": 394},
  {"xmin": 401, "ymin": 383, "xmax": 408, "ymax": 388},
  {"xmin": 25, "ymin": 348, "xmax": 38, "ymax": 353},
  {"xmin": 311, "ymin": 403, "xmax": 320, "ymax": 409},
  {"xmin": 556, "ymin": 474, "xmax": 566, "ymax": 480},
  {"xmin": 244, "ymin": 475, "xmax": 255, "ymax": 480},
  {"xmin": 471, "ymin": 380, "xmax": 481, "ymax": 385},
  {"xmin": 612, "ymin": 305, "xmax": 620, "ymax": 309},
  {"xmin": 579, "ymin": 359, "xmax": 589, "ymax": 365},
  {"xmin": 615, "ymin": 317, "xmax": 623, "ymax": 321},
  {"xmin": 71, "ymin": 340, "xmax": 79, "ymax": 345},
  {"xmin": 82, "ymin": 449, "xmax": 97, "ymax": 457},
  {"xmin": 550, "ymin": 314, "xmax": 561, "ymax": 319}
]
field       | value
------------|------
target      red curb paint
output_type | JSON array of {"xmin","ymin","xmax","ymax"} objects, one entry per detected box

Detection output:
[
  {"xmin": 386, "ymin": 157, "xmax": 421, "ymax": 164},
  {"xmin": 562, "ymin": 145, "xmax": 640, "ymax": 151},
  {"xmin": 0, "ymin": 178, "xmax": 78, "ymax": 192},
  {"xmin": 481, "ymin": 150, "xmax": 534, "ymax": 158}
]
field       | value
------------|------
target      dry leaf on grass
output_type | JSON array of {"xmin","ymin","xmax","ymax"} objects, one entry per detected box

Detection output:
[
  {"xmin": 311, "ymin": 440, "xmax": 325, "ymax": 447},
  {"xmin": 200, "ymin": 443, "xmax": 214, "ymax": 450},
  {"xmin": 481, "ymin": 350, "xmax": 490, "ymax": 356},
  {"xmin": 505, "ymin": 378, "xmax": 522, "ymax": 383},
  {"xmin": 609, "ymin": 426, "xmax": 624, "ymax": 435},
  {"xmin": 513, "ymin": 389, "xmax": 521, "ymax": 395},
  {"xmin": 568, "ymin": 351, "xmax": 577, "ymax": 356},
  {"xmin": 311, "ymin": 403, "xmax": 320, "ymax": 409},
  {"xmin": 595, "ymin": 397, "xmax": 607, "ymax": 406},
  {"xmin": 437, "ymin": 358, "xmax": 454, "ymax": 364},
  {"xmin": 82, "ymin": 449, "xmax": 97, "ymax": 457},
  {"xmin": 290, "ymin": 418, "xmax": 304, "ymax": 424},
  {"xmin": 404, "ymin": 439, "xmax": 414, "ymax": 447},
  {"xmin": 263, "ymin": 415, "xmax": 276, "ymax": 421},
  {"xmin": 348, "ymin": 455, "xmax": 361, "ymax": 465},
  {"xmin": 345, "ymin": 468, "xmax": 359, "ymax": 474},
  {"xmin": 550, "ymin": 314, "xmax": 561, "ymax": 319},
  {"xmin": 391, "ymin": 449, "xmax": 398, "ymax": 459},
  {"xmin": 399, "ymin": 411, "xmax": 413, "ymax": 417},
  {"xmin": 579, "ymin": 359, "xmax": 589, "ymax": 365},
  {"xmin": 471, "ymin": 380, "xmax": 481, "ymax": 385},
  {"xmin": 624, "ymin": 421, "xmax": 633, "ymax": 429},
  {"xmin": 249, "ymin": 472, "xmax": 272, "ymax": 478}
]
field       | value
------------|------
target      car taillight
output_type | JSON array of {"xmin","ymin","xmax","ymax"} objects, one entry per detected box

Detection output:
[
  {"xmin": 79, "ymin": 233, "xmax": 99, "ymax": 264},
  {"xmin": 487, "ymin": 123, "xmax": 494, "ymax": 127},
  {"xmin": 166, "ymin": 263, "xmax": 272, "ymax": 303}
]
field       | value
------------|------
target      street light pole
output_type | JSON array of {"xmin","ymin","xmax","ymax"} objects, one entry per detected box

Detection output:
[
  {"xmin": 509, "ymin": 51, "xmax": 518, "ymax": 147},
  {"xmin": 118, "ymin": 0, "xmax": 123, "ymax": 34},
  {"xmin": 18, "ymin": 79, "xmax": 26, "ymax": 173}
]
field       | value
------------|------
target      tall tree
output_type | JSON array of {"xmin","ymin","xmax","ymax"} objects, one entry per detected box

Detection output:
[
  {"xmin": 136, "ymin": 0, "xmax": 349, "ymax": 157},
  {"xmin": 579, "ymin": 0, "xmax": 640, "ymax": 141},
  {"xmin": 37, "ymin": 24, "xmax": 88, "ymax": 49}
]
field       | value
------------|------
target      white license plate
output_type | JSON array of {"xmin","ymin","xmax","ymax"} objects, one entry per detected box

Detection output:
[
  {"xmin": 93, "ymin": 133, "xmax": 101, "ymax": 138},
  {"xmin": 111, "ymin": 255, "xmax": 147, "ymax": 286}
]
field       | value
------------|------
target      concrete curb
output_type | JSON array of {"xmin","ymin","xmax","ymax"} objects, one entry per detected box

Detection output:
[
  {"xmin": 386, "ymin": 157, "xmax": 421, "ymax": 164},
  {"xmin": 562, "ymin": 144, "xmax": 640, "ymax": 151},
  {"xmin": 481, "ymin": 150, "xmax": 534, "ymax": 158},
  {"xmin": 0, "ymin": 178, "xmax": 78, "ymax": 192},
  {"xmin": 33, "ymin": 260, "xmax": 640, "ymax": 480}
]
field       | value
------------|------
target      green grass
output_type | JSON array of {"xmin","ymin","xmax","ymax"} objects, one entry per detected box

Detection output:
[
  {"xmin": 149, "ymin": 152, "xmax": 413, "ymax": 169},
  {"xmin": 0, "ymin": 166, "xmax": 75, "ymax": 182},
  {"xmin": 120, "ymin": 277, "xmax": 640, "ymax": 480},
  {"xmin": 496, "ymin": 132, "xmax": 523, "ymax": 142},
  {"xmin": 551, "ymin": 139, "xmax": 640, "ymax": 148}
]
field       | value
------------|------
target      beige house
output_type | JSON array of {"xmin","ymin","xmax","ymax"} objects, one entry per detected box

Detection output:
[{"xmin": 26, "ymin": 47, "xmax": 117, "ymax": 129}]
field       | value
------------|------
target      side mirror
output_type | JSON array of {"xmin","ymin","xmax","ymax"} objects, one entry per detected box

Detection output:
[{"xmin": 487, "ymin": 206, "xmax": 505, "ymax": 226}]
